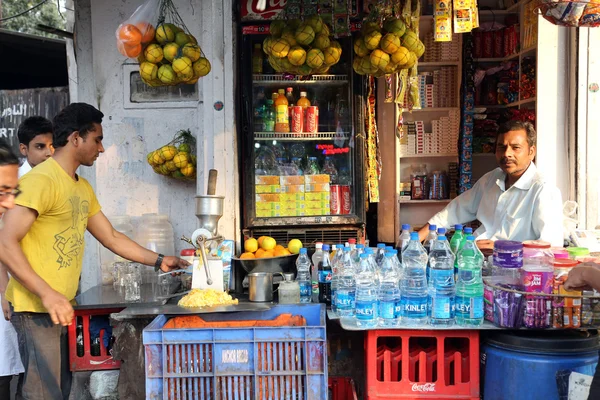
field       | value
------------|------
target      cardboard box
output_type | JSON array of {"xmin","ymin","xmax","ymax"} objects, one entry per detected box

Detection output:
[
  {"xmin": 305, "ymin": 208, "xmax": 331, "ymax": 216},
  {"xmin": 280, "ymin": 185, "xmax": 305, "ymax": 193},
  {"xmin": 280, "ymin": 193, "xmax": 305, "ymax": 202},
  {"xmin": 281, "ymin": 201, "xmax": 306, "ymax": 210},
  {"xmin": 305, "ymin": 174, "xmax": 331, "ymax": 184},
  {"xmin": 280, "ymin": 176, "xmax": 305, "ymax": 185},
  {"xmin": 305, "ymin": 192, "xmax": 330, "ymax": 201},
  {"xmin": 255, "ymin": 175, "xmax": 280, "ymax": 185},
  {"xmin": 305, "ymin": 183, "xmax": 330, "ymax": 193},
  {"xmin": 305, "ymin": 200, "xmax": 330, "ymax": 209},
  {"xmin": 256, "ymin": 194, "xmax": 280, "ymax": 202},
  {"xmin": 255, "ymin": 185, "xmax": 281, "ymax": 194},
  {"xmin": 256, "ymin": 202, "xmax": 281, "ymax": 210}
]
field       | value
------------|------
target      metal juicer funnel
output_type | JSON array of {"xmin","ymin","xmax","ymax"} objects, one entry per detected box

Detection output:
[{"xmin": 195, "ymin": 195, "xmax": 224, "ymax": 237}]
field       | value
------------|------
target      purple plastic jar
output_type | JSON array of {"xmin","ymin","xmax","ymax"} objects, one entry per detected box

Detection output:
[{"xmin": 493, "ymin": 241, "xmax": 524, "ymax": 280}]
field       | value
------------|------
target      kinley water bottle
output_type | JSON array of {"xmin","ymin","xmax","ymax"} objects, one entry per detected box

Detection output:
[
  {"xmin": 428, "ymin": 235, "xmax": 456, "ymax": 326},
  {"xmin": 456, "ymin": 235, "xmax": 485, "ymax": 326},
  {"xmin": 336, "ymin": 246, "xmax": 356, "ymax": 318},
  {"xmin": 354, "ymin": 253, "xmax": 379, "ymax": 328},
  {"xmin": 295, "ymin": 248, "xmax": 312, "ymax": 303},
  {"xmin": 400, "ymin": 232, "xmax": 429, "ymax": 325},
  {"xmin": 378, "ymin": 251, "xmax": 401, "ymax": 327},
  {"xmin": 330, "ymin": 244, "xmax": 345, "ymax": 314}
]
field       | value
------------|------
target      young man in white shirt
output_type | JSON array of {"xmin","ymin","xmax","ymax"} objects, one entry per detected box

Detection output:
[
  {"xmin": 17, "ymin": 116, "xmax": 54, "ymax": 177},
  {"xmin": 0, "ymin": 142, "xmax": 24, "ymax": 400},
  {"xmin": 418, "ymin": 121, "xmax": 564, "ymax": 249}
]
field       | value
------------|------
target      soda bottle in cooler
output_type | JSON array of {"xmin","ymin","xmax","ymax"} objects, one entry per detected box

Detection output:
[
  {"xmin": 428, "ymin": 235, "xmax": 456, "ymax": 326},
  {"xmin": 354, "ymin": 253, "xmax": 379, "ymax": 328},
  {"xmin": 297, "ymin": 91, "xmax": 311, "ymax": 111},
  {"xmin": 286, "ymin": 87, "xmax": 295, "ymax": 127},
  {"xmin": 274, "ymin": 89, "xmax": 289, "ymax": 132},
  {"xmin": 296, "ymin": 248, "xmax": 312, "ymax": 303},
  {"xmin": 378, "ymin": 251, "xmax": 401, "ymax": 327},
  {"xmin": 455, "ymin": 236, "xmax": 485, "ymax": 326},
  {"xmin": 307, "ymin": 157, "xmax": 320, "ymax": 175},
  {"xmin": 262, "ymin": 99, "xmax": 275, "ymax": 132},
  {"xmin": 400, "ymin": 232, "xmax": 429, "ymax": 325},
  {"xmin": 322, "ymin": 156, "xmax": 338, "ymax": 183},
  {"xmin": 252, "ymin": 43, "xmax": 263, "ymax": 74},
  {"xmin": 318, "ymin": 245, "xmax": 332, "ymax": 304},
  {"xmin": 336, "ymin": 246, "xmax": 356, "ymax": 318},
  {"xmin": 334, "ymin": 92, "xmax": 349, "ymax": 133}
]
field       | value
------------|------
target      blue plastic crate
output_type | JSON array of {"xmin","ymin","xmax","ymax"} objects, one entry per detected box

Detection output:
[{"xmin": 143, "ymin": 304, "xmax": 327, "ymax": 399}]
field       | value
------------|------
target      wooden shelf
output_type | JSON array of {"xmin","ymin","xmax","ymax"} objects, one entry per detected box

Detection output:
[
  {"xmin": 473, "ymin": 46, "xmax": 537, "ymax": 63},
  {"xmin": 419, "ymin": 61, "xmax": 460, "ymax": 67},
  {"xmin": 399, "ymin": 199, "xmax": 452, "ymax": 204},
  {"xmin": 403, "ymin": 107, "xmax": 459, "ymax": 113},
  {"xmin": 400, "ymin": 153, "xmax": 458, "ymax": 159},
  {"xmin": 507, "ymin": 97, "xmax": 536, "ymax": 107}
]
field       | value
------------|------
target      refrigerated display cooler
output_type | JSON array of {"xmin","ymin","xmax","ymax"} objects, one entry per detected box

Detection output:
[{"xmin": 239, "ymin": 24, "xmax": 366, "ymax": 245}]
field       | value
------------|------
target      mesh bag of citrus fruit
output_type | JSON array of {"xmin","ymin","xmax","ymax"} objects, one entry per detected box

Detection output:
[
  {"xmin": 115, "ymin": 0, "xmax": 211, "ymax": 87},
  {"xmin": 147, "ymin": 129, "xmax": 197, "ymax": 181},
  {"xmin": 263, "ymin": 16, "xmax": 342, "ymax": 76}
]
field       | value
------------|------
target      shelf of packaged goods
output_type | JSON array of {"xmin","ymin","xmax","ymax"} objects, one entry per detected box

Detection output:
[
  {"xmin": 250, "ymin": 214, "xmax": 362, "ymax": 227},
  {"xmin": 418, "ymin": 61, "xmax": 460, "ymax": 67},
  {"xmin": 252, "ymin": 74, "xmax": 349, "ymax": 85},
  {"xmin": 473, "ymin": 46, "xmax": 537, "ymax": 63},
  {"xmin": 475, "ymin": 97, "xmax": 536, "ymax": 109},
  {"xmin": 254, "ymin": 132, "xmax": 350, "ymax": 141},
  {"xmin": 399, "ymin": 199, "xmax": 452, "ymax": 204},
  {"xmin": 402, "ymin": 107, "xmax": 459, "ymax": 113},
  {"xmin": 399, "ymin": 153, "xmax": 458, "ymax": 159}
]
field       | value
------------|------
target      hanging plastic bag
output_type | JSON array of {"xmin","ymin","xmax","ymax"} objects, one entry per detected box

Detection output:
[
  {"xmin": 147, "ymin": 129, "xmax": 197, "ymax": 181},
  {"xmin": 115, "ymin": 0, "xmax": 211, "ymax": 87}
]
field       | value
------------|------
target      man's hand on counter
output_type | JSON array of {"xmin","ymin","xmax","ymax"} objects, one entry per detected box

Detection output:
[
  {"xmin": 476, "ymin": 240, "xmax": 494, "ymax": 257},
  {"xmin": 41, "ymin": 289, "xmax": 74, "ymax": 326},
  {"xmin": 159, "ymin": 256, "xmax": 191, "ymax": 274}
]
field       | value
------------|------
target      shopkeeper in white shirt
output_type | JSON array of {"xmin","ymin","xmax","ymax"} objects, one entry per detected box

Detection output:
[{"xmin": 418, "ymin": 120, "xmax": 564, "ymax": 250}]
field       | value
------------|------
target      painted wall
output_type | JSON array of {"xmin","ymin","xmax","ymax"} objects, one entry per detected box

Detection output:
[{"xmin": 67, "ymin": 0, "xmax": 238, "ymax": 291}]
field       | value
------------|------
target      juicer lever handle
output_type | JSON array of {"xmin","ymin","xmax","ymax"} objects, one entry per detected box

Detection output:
[{"xmin": 207, "ymin": 169, "xmax": 218, "ymax": 196}]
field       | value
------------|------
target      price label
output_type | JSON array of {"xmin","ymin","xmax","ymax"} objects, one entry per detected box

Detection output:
[{"xmin": 242, "ymin": 25, "xmax": 271, "ymax": 35}]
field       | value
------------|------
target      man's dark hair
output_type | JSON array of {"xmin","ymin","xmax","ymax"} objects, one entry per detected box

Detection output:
[
  {"xmin": 17, "ymin": 116, "xmax": 53, "ymax": 147},
  {"xmin": 52, "ymin": 103, "xmax": 104, "ymax": 149},
  {"xmin": 497, "ymin": 120, "xmax": 537, "ymax": 148},
  {"xmin": 0, "ymin": 141, "xmax": 19, "ymax": 166}
]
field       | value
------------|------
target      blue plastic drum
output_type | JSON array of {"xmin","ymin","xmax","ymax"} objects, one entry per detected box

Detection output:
[{"xmin": 482, "ymin": 331, "xmax": 599, "ymax": 400}]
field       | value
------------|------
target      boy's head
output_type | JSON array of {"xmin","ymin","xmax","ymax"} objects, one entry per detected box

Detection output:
[{"xmin": 17, "ymin": 116, "xmax": 54, "ymax": 168}]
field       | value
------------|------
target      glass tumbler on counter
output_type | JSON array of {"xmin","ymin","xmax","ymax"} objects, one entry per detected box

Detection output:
[{"xmin": 123, "ymin": 263, "xmax": 142, "ymax": 301}]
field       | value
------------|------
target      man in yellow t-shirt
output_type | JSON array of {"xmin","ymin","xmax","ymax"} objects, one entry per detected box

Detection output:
[{"xmin": 0, "ymin": 103, "xmax": 189, "ymax": 400}]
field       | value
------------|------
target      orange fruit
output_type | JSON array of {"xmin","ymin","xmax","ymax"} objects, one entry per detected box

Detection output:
[
  {"xmin": 261, "ymin": 251, "xmax": 274, "ymax": 258},
  {"xmin": 117, "ymin": 40, "xmax": 142, "ymax": 58},
  {"xmin": 240, "ymin": 252, "xmax": 255, "ymax": 259},
  {"xmin": 255, "ymin": 249, "xmax": 266, "ymax": 258},
  {"xmin": 274, "ymin": 244, "xmax": 286, "ymax": 252},
  {"xmin": 283, "ymin": 249, "xmax": 292, "ymax": 255},
  {"xmin": 118, "ymin": 24, "xmax": 142, "ymax": 46},
  {"xmin": 136, "ymin": 22, "xmax": 155, "ymax": 44},
  {"xmin": 257, "ymin": 236, "xmax": 267, "ymax": 247},
  {"xmin": 273, "ymin": 248, "xmax": 287, "ymax": 257}
]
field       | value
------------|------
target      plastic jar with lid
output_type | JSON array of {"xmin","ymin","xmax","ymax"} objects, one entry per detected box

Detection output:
[
  {"xmin": 552, "ymin": 259, "xmax": 581, "ymax": 328},
  {"xmin": 567, "ymin": 247, "xmax": 590, "ymax": 262},
  {"xmin": 492, "ymin": 240, "xmax": 523, "ymax": 280},
  {"xmin": 551, "ymin": 247, "xmax": 569, "ymax": 259},
  {"xmin": 135, "ymin": 214, "xmax": 175, "ymax": 256}
]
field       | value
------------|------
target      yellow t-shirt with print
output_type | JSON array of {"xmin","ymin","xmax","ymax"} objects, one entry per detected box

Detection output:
[{"xmin": 6, "ymin": 158, "xmax": 101, "ymax": 313}]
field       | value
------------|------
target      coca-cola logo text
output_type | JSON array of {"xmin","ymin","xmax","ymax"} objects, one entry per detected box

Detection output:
[
  {"xmin": 412, "ymin": 383, "xmax": 436, "ymax": 392},
  {"xmin": 242, "ymin": 0, "xmax": 287, "ymax": 21}
]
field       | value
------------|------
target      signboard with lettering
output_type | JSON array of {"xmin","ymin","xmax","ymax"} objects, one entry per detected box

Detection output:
[
  {"xmin": 0, "ymin": 87, "xmax": 69, "ymax": 158},
  {"xmin": 240, "ymin": 0, "xmax": 287, "ymax": 21}
]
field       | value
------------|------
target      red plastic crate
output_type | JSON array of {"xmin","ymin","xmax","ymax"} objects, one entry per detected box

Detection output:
[
  {"xmin": 329, "ymin": 377, "xmax": 358, "ymax": 400},
  {"xmin": 365, "ymin": 330, "xmax": 479, "ymax": 399},
  {"xmin": 67, "ymin": 308, "xmax": 123, "ymax": 372}
]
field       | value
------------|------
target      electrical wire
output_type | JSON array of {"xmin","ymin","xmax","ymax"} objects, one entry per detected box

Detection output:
[{"xmin": 0, "ymin": 0, "xmax": 49, "ymax": 23}]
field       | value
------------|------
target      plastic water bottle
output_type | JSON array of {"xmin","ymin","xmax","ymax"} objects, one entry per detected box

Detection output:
[
  {"xmin": 450, "ymin": 224, "xmax": 464, "ymax": 254},
  {"xmin": 428, "ymin": 236, "xmax": 456, "ymax": 326},
  {"xmin": 295, "ymin": 248, "xmax": 312, "ymax": 303},
  {"xmin": 330, "ymin": 244, "xmax": 345, "ymax": 314},
  {"xmin": 351, "ymin": 243, "xmax": 365, "ymax": 264},
  {"xmin": 461, "ymin": 227, "xmax": 473, "ymax": 248},
  {"xmin": 456, "ymin": 236, "xmax": 485, "ymax": 326},
  {"xmin": 336, "ymin": 246, "xmax": 356, "ymax": 318},
  {"xmin": 375, "ymin": 243, "xmax": 387, "ymax": 267},
  {"xmin": 354, "ymin": 253, "xmax": 379, "ymax": 328},
  {"xmin": 398, "ymin": 224, "xmax": 411, "ymax": 253},
  {"xmin": 437, "ymin": 227, "xmax": 446, "ymax": 237},
  {"xmin": 378, "ymin": 251, "xmax": 401, "ymax": 327},
  {"xmin": 318, "ymin": 245, "xmax": 332, "ymax": 304},
  {"xmin": 423, "ymin": 224, "xmax": 437, "ymax": 254},
  {"xmin": 311, "ymin": 243, "xmax": 323, "ymax": 303},
  {"xmin": 454, "ymin": 227, "xmax": 472, "ymax": 278},
  {"xmin": 390, "ymin": 249, "xmax": 404, "ymax": 278},
  {"xmin": 400, "ymin": 232, "xmax": 429, "ymax": 325}
]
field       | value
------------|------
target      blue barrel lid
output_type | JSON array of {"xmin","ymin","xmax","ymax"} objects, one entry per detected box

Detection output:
[
  {"xmin": 484, "ymin": 331, "xmax": 600, "ymax": 353},
  {"xmin": 494, "ymin": 240, "xmax": 523, "ymax": 252}
]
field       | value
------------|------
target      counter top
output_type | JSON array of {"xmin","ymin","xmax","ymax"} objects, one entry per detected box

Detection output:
[
  {"xmin": 113, "ymin": 301, "xmax": 274, "ymax": 320},
  {"xmin": 74, "ymin": 283, "xmax": 177, "ymax": 310}
]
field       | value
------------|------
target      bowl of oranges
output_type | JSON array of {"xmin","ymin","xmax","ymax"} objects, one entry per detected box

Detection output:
[{"xmin": 232, "ymin": 236, "xmax": 303, "ymax": 274}]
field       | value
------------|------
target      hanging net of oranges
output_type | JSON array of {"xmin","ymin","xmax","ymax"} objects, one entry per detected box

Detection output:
[
  {"xmin": 115, "ymin": 0, "xmax": 211, "ymax": 87},
  {"xmin": 147, "ymin": 129, "xmax": 197, "ymax": 181}
]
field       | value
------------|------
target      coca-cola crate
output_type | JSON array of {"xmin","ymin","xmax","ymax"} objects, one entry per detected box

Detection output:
[
  {"xmin": 365, "ymin": 330, "xmax": 479, "ymax": 399},
  {"xmin": 67, "ymin": 308, "xmax": 123, "ymax": 372},
  {"xmin": 329, "ymin": 377, "xmax": 358, "ymax": 400}
]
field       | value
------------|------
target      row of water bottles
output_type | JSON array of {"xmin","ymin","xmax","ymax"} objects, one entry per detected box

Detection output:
[{"xmin": 293, "ymin": 225, "xmax": 486, "ymax": 328}]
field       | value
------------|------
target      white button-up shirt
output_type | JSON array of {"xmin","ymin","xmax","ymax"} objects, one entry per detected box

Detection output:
[
  {"xmin": 18, "ymin": 159, "xmax": 31, "ymax": 178},
  {"xmin": 428, "ymin": 162, "xmax": 564, "ymax": 246}
]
